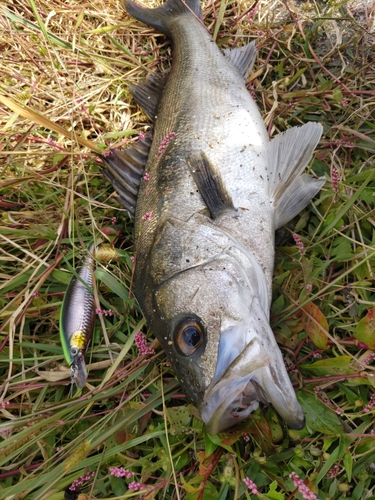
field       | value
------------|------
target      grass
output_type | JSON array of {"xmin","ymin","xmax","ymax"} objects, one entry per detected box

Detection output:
[{"xmin": 0, "ymin": 0, "xmax": 375, "ymax": 498}]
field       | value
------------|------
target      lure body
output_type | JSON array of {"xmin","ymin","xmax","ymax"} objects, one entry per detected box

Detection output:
[{"xmin": 60, "ymin": 243, "xmax": 96, "ymax": 389}]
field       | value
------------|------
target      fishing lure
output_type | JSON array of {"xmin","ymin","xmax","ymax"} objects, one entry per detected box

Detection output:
[{"xmin": 60, "ymin": 243, "xmax": 96, "ymax": 390}]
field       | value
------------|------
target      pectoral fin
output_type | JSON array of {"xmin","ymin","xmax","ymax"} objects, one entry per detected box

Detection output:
[
  {"xmin": 267, "ymin": 122, "xmax": 325, "ymax": 229},
  {"xmin": 187, "ymin": 152, "xmax": 235, "ymax": 219},
  {"xmin": 223, "ymin": 41, "xmax": 257, "ymax": 80}
]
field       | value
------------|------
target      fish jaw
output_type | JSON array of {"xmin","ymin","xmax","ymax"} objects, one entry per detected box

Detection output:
[{"xmin": 200, "ymin": 303, "xmax": 305, "ymax": 434}]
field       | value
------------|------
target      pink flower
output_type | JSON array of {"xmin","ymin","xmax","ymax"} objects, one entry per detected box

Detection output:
[
  {"xmin": 109, "ymin": 467, "xmax": 133, "ymax": 478},
  {"xmin": 142, "ymin": 211, "xmax": 153, "ymax": 221},
  {"xmin": 128, "ymin": 481, "xmax": 146, "ymax": 491},
  {"xmin": 143, "ymin": 172, "xmax": 150, "ymax": 181},
  {"xmin": 111, "ymin": 217, "xmax": 117, "ymax": 224},
  {"xmin": 130, "ymin": 256, "xmax": 135, "ymax": 264},
  {"xmin": 243, "ymin": 477, "xmax": 259, "ymax": 494},
  {"xmin": 242, "ymin": 434, "xmax": 250, "ymax": 442},
  {"xmin": 96, "ymin": 308, "xmax": 115, "ymax": 316},
  {"xmin": 69, "ymin": 471, "xmax": 95, "ymax": 491},
  {"xmin": 289, "ymin": 472, "xmax": 318, "ymax": 500},
  {"xmin": 363, "ymin": 393, "xmax": 375, "ymax": 413},
  {"xmin": 157, "ymin": 132, "xmax": 176, "ymax": 156},
  {"xmin": 134, "ymin": 332, "xmax": 155, "ymax": 356},
  {"xmin": 293, "ymin": 233, "xmax": 304, "ymax": 254},
  {"xmin": 331, "ymin": 167, "xmax": 340, "ymax": 196}
]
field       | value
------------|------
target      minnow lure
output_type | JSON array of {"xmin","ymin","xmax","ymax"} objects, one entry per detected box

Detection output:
[{"xmin": 60, "ymin": 243, "xmax": 96, "ymax": 390}]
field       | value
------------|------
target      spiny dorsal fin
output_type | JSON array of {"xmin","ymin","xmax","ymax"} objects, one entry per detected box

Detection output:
[
  {"xmin": 266, "ymin": 122, "xmax": 325, "ymax": 229},
  {"xmin": 222, "ymin": 41, "xmax": 257, "ymax": 80},
  {"xmin": 100, "ymin": 131, "xmax": 152, "ymax": 218},
  {"xmin": 130, "ymin": 72, "xmax": 168, "ymax": 121},
  {"xmin": 187, "ymin": 152, "xmax": 234, "ymax": 219}
]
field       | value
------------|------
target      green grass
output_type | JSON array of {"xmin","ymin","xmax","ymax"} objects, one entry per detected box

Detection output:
[{"xmin": 0, "ymin": 0, "xmax": 375, "ymax": 499}]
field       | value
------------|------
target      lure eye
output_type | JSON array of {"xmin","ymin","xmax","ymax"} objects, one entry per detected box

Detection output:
[
  {"xmin": 71, "ymin": 347, "xmax": 79, "ymax": 357},
  {"xmin": 175, "ymin": 319, "xmax": 204, "ymax": 355}
]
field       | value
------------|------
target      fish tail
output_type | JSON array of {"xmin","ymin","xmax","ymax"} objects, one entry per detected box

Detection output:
[{"xmin": 122, "ymin": 0, "xmax": 203, "ymax": 36}]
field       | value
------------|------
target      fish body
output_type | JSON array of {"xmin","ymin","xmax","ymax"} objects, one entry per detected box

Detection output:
[
  {"xmin": 60, "ymin": 243, "xmax": 96, "ymax": 390},
  {"xmin": 103, "ymin": 0, "xmax": 325, "ymax": 433}
]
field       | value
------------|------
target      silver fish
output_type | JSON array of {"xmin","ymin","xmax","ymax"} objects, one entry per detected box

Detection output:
[{"xmin": 102, "ymin": 0, "xmax": 325, "ymax": 433}]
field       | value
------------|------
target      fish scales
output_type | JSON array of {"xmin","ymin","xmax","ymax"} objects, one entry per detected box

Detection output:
[{"xmin": 102, "ymin": 0, "xmax": 325, "ymax": 433}]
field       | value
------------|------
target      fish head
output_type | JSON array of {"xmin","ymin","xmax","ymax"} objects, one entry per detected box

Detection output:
[{"xmin": 149, "ymin": 243, "xmax": 305, "ymax": 434}]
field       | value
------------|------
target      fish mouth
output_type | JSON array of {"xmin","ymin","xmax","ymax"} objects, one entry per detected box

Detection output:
[{"xmin": 200, "ymin": 323, "xmax": 305, "ymax": 434}]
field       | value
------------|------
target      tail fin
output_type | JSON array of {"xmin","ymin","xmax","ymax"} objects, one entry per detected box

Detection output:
[{"xmin": 123, "ymin": 0, "xmax": 202, "ymax": 36}]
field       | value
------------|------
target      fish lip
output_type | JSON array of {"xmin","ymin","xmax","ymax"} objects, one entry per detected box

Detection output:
[
  {"xmin": 200, "ymin": 337, "xmax": 270, "ymax": 434},
  {"xmin": 199, "ymin": 336, "xmax": 305, "ymax": 434}
]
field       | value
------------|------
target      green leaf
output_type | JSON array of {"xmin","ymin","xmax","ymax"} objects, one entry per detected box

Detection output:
[
  {"xmin": 297, "ymin": 391, "xmax": 343, "ymax": 434},
  {"xmin": 343, "ymin": 449, "xmax": 353, "ymax": 482},
  {"xmin": 301, "ymin": 356, "xmax": 352, "ymax": 375},
  {"xmin": 264, "ymin": 481, "xmax": 285, "ymax": 500},
  {"xmin": 301, "ymin": 302, "xmax": 328, "ymax": 349},
  {"xmin": 94, "ymin": 268, "xmax": 129, "ymax": 300},
  {"xmin": 355, "ymin": 308, "xmax": 375, "ymax": 349}
]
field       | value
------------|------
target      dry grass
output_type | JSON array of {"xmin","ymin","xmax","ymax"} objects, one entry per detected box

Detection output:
[{"xmin": 0, "ymin": 0, "xmax": 375, "ymax": 499}]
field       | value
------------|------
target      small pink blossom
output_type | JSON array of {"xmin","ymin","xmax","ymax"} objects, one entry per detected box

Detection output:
[
  {"xmin": 331, "ymin": 167, "xmax": 340, "ymax": 196},
  {"xmin": 313, "ymin": 352, "xmax": 322, "ymax": 358},
  {"xmin": 306, "ymin": 284, "xmax": 312, "ymax": 294},
  {"xmin": 342, "ymin": 97, "xmax": 348, "ymax": 106},
  {"xmin": 243, "ymin": 477, "xmax": 259, "ymax": 494},
  {"xmin": 96, "ymin": 308, "xmax": 115, "ymax": 316},
  {"xmin": 139, "ymin": 131, "xmax": 146, "ymax": 140},
  {"xmin": 143, "ymin": 172, "xmax": 150, "ymax": 181},
  {"xmin": 0, "ymin": 401, "xmax": 10, "ymax": 409},
  {"xmin": 130, "ymin": 256, "xmax": 135, "ymax": 264},
  {"xmin": 157, "ymin": 132, "xmax": 176, "ymax": 156},
  {"xmin": 142, "ymin": 211, "xmax": 153, "ymax": 221},
  {"xmin": 289, "ymin": 472, "xmax": 318, "ymax": 500},
  {"xmin": 242, "ymin": 434, "xmax": 250, "ymax": 442},
  {"xmin": 69, "ymin": 471, "xmax": 95, "ymax": 491},
  {"xmin": 293, "ymin": 233, "xmax": 304, "ymax": 254},
  {"xmin": 109, "ymin": 467, "xmax": 133, "ymax": 478},
  {"xmin": 365, "ymin": 352, "xmax": 375, "ymax": 364},
  {"xmin": 257, "ymin": 30, "xmax": 264, "ymax": 36},
  {"xmin": 128, "ymin": 481, "xmax": 146, "ymax": 491},
  {"xmin": 327, "ymin": 464, "xmax": 340, "ymax": 478},
  {"xmin": 363, "ymin": 393, "xmax": 375, "ymax": 413},
  {"xmin": 111, "ymin": 217, "xmax": 117, "ymax": 225},
  {"xmin": 248, "ymin": 84, "xmax": 256, "ymax": 100},
  {"xmin": 134, "ymin": 332, "xmax": 155, "ymax": 356}
]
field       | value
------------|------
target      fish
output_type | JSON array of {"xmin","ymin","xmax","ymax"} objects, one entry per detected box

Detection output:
[
  {"xmin": 60, "ymin": 243, "xmax": 96, "ymax": 391},
  {"xmin": 101, "ymin": 0, "xmax": 325, "ymax": 433}
]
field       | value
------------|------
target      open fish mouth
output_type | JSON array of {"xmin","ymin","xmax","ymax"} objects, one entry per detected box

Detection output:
[
  {"xmin": 200, "ymin": 332, "xmax": 305, "ymax": 434},
  {"xmin": 200, "ymin": 337, "xmax": 271, "ymax": 434},
  {"xmin": 202, "ymin": 377, "xmax": 269, "ymax": 434}
]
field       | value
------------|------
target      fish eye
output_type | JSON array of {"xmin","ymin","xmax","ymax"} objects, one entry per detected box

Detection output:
[
  {"xmin": 175, "ymin": 319, "xmax": 204, "ymax": 355},
  {"xmin": 71, "ymin": 347, "xmax": 78, "ymax": 356}
]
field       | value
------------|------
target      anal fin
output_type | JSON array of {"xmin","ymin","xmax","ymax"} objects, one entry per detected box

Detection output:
[
  {"xmin": 187, "ymin": 152, "xmax": 234, "ymax": 219},
  {"xmin": 267, "ymin": 122, "xmax": 325, "ymax": 229},
  {"xmin": 100, "ymin": 131, "xmax": 152, "ymax": 218}
]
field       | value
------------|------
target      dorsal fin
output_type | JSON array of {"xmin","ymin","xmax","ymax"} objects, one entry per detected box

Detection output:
[
  {"xmin": 100, "ymin": 131, "xmax": 152, "ymax": 218},
  {"xmin": 130, "ymin": 72, "xmax": 168, "ymax": 121},
  {"xmin": 266, "ymin": 122, "xmax": 325, "ymax": 229},
  {"xmin": 222, "ymin": 41, "xmax": 257, "ymax": 80},
  {"xmin": 187, "ymin": 152, "xmax": 234, "ymax": 219}
]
